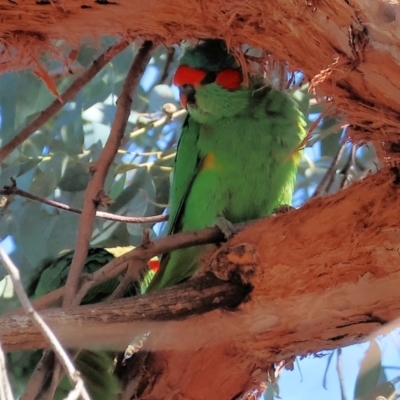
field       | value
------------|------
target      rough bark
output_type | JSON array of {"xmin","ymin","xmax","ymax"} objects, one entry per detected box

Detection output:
[
  {"xmin": 2, "ymin": 169, "xmax": 400, "ymax": 398},
  {"xmin": 2, "ymin": 0, "xmax": 400, "ymax": 150}
]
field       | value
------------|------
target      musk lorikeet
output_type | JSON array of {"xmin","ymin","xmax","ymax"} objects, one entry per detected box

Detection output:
[{"xmin": 147, "ymin": 39, "xmax": 306, "ymax": 291}]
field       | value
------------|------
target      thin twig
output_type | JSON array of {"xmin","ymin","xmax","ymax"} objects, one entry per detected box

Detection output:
[
  {"xmin": 0, "ymin": 341, "xmax": 13, "ymax": 400},
  {"xmin": 0, "ymin": 38, "xmax": 131, "ymax": 163},
  {"xmin": 0, "ymin": 185, "xmax": 168, "ymax": 224},
  {"xmin": 63, "ymin": 40, "xmax": 156, "ymax": 308},
  {"xmin": 157, "ymin": 46, "xmax": 175, "ymax": 85},
  {"xmin": 46, "ymin": 362, "xmax": 63, "ymax": 400},
  {"xmin": 0, "ymin": 245, "xmax": 91, "ymax": 400},
  {"xmin": 339, "ymin": 144, "xmax": 357, "ymax": 189},
  {"xmin": 21, "ymin": 350, "xmax": 54, "ymax": 400},
  {"xmin": 322, "ymin": 350, "xmax": 335, "ymax": 389},
  {"xmin": 129, "ymin": 108, "xmax": 186, "ymax": 139},
  {"xmin": 313, "ymin": 142, "xmax": 347, "ymax": 197},
  {"xmin": 336, "ymin": 348, "xmax": 347, "ymax": 400}
]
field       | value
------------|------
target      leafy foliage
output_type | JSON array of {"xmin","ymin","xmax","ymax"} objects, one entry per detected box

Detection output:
[{"xmin": 0, "ymin": 40, "xmax": 183, "ymax": 292}]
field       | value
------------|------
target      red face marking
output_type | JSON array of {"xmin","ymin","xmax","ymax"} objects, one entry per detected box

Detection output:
[
  {"xmin": 215, "ymin": 69, "xmax": 242, "ymax": 90},
  {"xmin": 148, "ymin": 259, "xmax": 160, "ymax": 273},
  {"xmin": 173, "ymin": 65, "xmax": 206, "ymax": 87}
]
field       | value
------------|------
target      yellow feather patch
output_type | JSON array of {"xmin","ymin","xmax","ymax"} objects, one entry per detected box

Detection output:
[{"xmin": 201, "ymin": 152, "xmax": 217, "ymax": 170}]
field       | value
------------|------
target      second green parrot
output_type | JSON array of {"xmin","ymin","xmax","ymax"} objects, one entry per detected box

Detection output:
[
  {"xmin": 147, "ymin": 39, "xmax": 306, "ymax": 291},
  {"xmin": 8, "ymin": 247, "xmax": 136, "ymax": 400}
]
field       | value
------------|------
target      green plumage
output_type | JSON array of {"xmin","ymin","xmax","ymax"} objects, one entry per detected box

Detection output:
[
  {"xmin": 8, "ymin": 248, "xmax": 125, "ymax": 400},
  {"xmin": 148, "ymin": 40, "xmax": 306, "ymax": 291},
  {"xmin": 28, "ymin": 248, "xmax": 119, "ymax": 304}
]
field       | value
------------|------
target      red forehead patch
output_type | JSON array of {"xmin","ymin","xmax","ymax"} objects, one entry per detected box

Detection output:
[
  {"xmin": 173, "ymin": 65, "xmax": 206, "ymax": 87},
  {"xmin": 216, "ymin": 69, "xmax": 243, "ymax": 90}
]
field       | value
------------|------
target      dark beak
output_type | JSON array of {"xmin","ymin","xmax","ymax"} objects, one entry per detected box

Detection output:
[{"xmin": 179, "ymin": 84, "xmax": 196, "ymax": 108}]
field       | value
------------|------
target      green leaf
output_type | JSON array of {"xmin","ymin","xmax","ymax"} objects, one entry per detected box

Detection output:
[
  {"xmin": 18, "ymin": 158, "xmax": 42, "ymax": 175},
  {"xmin": 58, "ymin": 158, "xmax": 90, "ymax": 191},
  {"xmin": 59, "ymin": 94, "xmax": 85, "ymax": 156},
  {"xmin": 91, "ymin": 169, "xmax": 150, "ymax": 245},
  {"xmin": 17, "ymin": 202, "xmax": 54, "ymax": 267},
  {"xmin": 76, "ymin": 42, "xmax": 102, "ymax": 67},
  {"xmin": 45, "ymin": 212, "xmax": 80, "ymax": 258},
  {"xmin": 263, "ymin": 382, "xmax": 279, "ymax": 400},
  {"xmin": 83, "ymin": 122, "xmax": 111, "ymax": 148},
  {"xmin": 126, "ymin": 189, "xmax": 148, "ymax": 236},
  {"xmin": 354, "ymin": 341, "xmax": 382, "ymax": 400},
  {"xmin": 83, "ymin": 72, "xmax": 114, "ymax": 109},
  {"xmin": 17, "ymin": 71, "xmax": 54, "ymax": 122},
  {"xmin": 114, "ymin": 163, "xmax": 141, "ymax": 174},
  {"xmin": 0, "ymin": 164, "xmax": 20, "ymax": 188},
  {"xmin": 21, "ymin": 139, "xmax": 43, "ymax": 158},
  {"xmin": 0, "ymin": 275, "xmax": 14, "ymax": 299},
  {"xmin": 0, "ymin": 72, "xmax": 18, "ymax": 143},
  {"xmin": 29, "ymin": 168, "xmax": 57, "ymax": 197},
  {"xmin": 109, "ymin": 172, "xmax": 126, "ymax": 200}
]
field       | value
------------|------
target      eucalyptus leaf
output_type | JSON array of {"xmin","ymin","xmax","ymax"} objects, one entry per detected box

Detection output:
[
  {"xmin": 83, "ymin": 72, "xmax": 114, "ymax": 109},
  {"xmin": 21, "ymin": 139, "xmax": 43, "ymax": 158},
  {"xmin": 60, "ymin": 122, "xmax": 83, "ymax": 155},
  {"xmin": 29, "ymin": 169, "xmax": 58, "ymax": 197},
  {"xmin": 354, "ymin": 341, "xmax": 382, "ymax": 400},
  {"xmin": 0, "ymin": 275, "xmax": 14, "ymax": 299},
  {"xmin": 58, "ymin": 158, "xmax": 90, "ymax": 191},
  {"xmin": 109, "ymin": 172, "xmax": 126, "ymax": 200},
  {"xmin": 38, "ymin": 152, "xmax": 67, "ymax": 183},
  {"xmin": 17, "ymin": 203, "xmax": 54, "ymax": 267},
  {"xmin": 0, "ymin": 72, "xmax": 18, "ymax": 143},
  {"xmin": 46, "ymin": 212, "xmax": 80, "ymax": 257},
  {"xmin": 0, "ymin": 165, "xmax": 20, "ymax": 189},
  {"xmin": 114, "ymin": 163, "xmax": 141, "ymax": 174},
  {"xmin": 125, "ymin": 189, "xmax": 148, "ymax": 236}
]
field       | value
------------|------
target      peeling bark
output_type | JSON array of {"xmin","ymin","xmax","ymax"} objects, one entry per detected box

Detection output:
[
  {"xmin": 2, "ymin": 170, "xmax": 400, "ymax": 398},
  {"xmin": 2, "ymin": 0, "xmax": 400, "ymax": 149}
]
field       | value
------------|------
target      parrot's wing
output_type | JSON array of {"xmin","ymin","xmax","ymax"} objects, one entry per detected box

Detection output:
[
  {"xmin": 166, "ymin": 115, "xmax": 202, "ymax": 235},
  {"xmin": 146, "ymin": 116, "xmax": 202, "ymax": 291}
]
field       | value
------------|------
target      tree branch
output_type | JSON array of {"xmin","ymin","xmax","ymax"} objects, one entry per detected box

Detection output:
[
  {"xmin": 0, "ymin": 184, "xmax": 168, "ymax": 224},
  {"xmin": 0, "ymin": 38, "xmax": 130, "ymax": 163},
  {"xmin": 1, "ymin": 274, "xmax": 247, "ymax": 352},
  {"xmin": 62, "ymin": 40, "xmax": 156, "ymax": 307}
]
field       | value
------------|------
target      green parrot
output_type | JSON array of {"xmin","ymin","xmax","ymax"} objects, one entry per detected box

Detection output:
[
  {"xmin": 8, "ymin": 247, "xmax": 137, "ymax": 400},
  {"xmin": 147, "ymin": 39, "xmax": 306, "ymax": 291}
]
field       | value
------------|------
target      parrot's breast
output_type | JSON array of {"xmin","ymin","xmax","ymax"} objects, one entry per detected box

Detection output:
[
  {"xmin": 201, "ymin": 152, "xmax": 217, "ymax": 171},
  {"xmin": 183, "ymin": 90, "xmax": 305, "ymax": 229}
]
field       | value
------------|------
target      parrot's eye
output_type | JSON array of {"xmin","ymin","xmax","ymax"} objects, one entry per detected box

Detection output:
[
  {"xmin": 215, "ymin": 69, "xmax": 242, "ymax": 90},
  {"xmin": 173, "ymin": 65, "xmax": 206, "ymax": 87}
]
